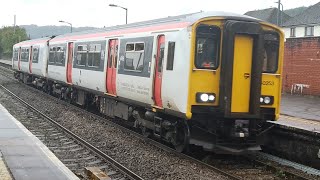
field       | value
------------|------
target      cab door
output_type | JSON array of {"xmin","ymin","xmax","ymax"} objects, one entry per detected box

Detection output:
[
  {"xmin": 153, "ymin": 35, "xmax": 165, "ymax": 107},
  {"xmin": 66, "ymin": 42, "xmax": 73, "ymax": 84},
  {"xmin": 106, "ymin": 39, "xmax": 118, "ymax": 95}
]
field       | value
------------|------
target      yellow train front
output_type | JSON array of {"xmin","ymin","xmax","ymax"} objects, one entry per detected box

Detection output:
[{"xmin": 185, "ymin": 15, "xmax": 283, "ymax": 153}]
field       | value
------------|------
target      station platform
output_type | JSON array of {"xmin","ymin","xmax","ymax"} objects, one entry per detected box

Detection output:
[
  {"xmin": 0, "ymin": 59, "xmax": 11, "ymax": 66},
  {"xmin": 269, "ymin": 94, "xmax": 320, "ymax": 136},
  {"xmin": 0, "ymin": 104, "xmax": 79, "ymax": 180}
]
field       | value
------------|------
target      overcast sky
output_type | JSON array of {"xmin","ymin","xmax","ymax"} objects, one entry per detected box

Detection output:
[{"xmin": 0, "ymin": 0, "xmax": 319, "ymax": 28}]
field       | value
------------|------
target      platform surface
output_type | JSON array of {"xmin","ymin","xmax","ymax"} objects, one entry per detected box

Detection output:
[
  {"xmin": 0, "ymin": 104, "xmax": 79, "ymax": 180},
  {"xmin": 269, "ymin": 94, "xmax": 320, "ymax": 134},
  {"xmin": 0, "ymin": 59, "xmax": 11, "ymax": 66}
]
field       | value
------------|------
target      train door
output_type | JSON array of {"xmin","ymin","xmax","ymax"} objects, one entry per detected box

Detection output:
[
  {"xmin": 221, "ymin": 21, "xmax": 263, "ymax": 117},
  {"xmin": 231, "ymin": 35, "xmax": 253, "ymax": 113},
  {"xmin": 66, "ymin": 42, "xmax": 73, "ymax": 84},
  {"xmin": 153, "ymin": 35, "xmax": 165, "ymax": 107},
  {"xmin": 106, "ymin": 39, "xmax": 118, "ymax": 95},
  {"xmin": 29, "ymin": 46, "xmax": 33, "ymax": 74}
]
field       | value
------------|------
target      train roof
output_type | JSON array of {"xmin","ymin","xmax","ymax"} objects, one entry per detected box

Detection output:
[
  {"xmin": 15, "ymin": 11, "xmax": 267, "ymax": 45},
  {"xmin": 54, "ymin": 11, "xmax": 261, "ymax": 38},
  {"xmin": 14, "ymin": 37, "xmax": 52, "ymax": 47}
]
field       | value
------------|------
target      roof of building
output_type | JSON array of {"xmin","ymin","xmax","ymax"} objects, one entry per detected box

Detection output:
[
  {"xmin": 282, "ymin": 2, "xmax": 320, "ymax": 27},
  {"xmin": 245, "ymin": 8, "xmax": 292, "ymax": 26}
]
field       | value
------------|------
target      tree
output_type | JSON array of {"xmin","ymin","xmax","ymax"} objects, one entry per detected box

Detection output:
[{"xmin": 0, "ymin": 26, "xmax": 28, "ymax": 59}]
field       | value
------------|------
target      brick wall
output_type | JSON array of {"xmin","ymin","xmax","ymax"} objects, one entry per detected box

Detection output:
[{"xmin": 283, "ymin": 37, "xmax": 320, "ymax": 96}]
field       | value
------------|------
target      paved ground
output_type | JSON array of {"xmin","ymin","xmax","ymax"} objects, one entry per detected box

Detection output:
[{"xmin": 281, "ymin": 94, "xmax": 320, "ymax": 121}]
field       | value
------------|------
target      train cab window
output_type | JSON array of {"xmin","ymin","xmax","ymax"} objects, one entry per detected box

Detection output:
[
  {"xmin": 124, "ymin": 42, "xmax": 145, "ymax": 72},
  {"xmin": 166, "ymin": 42, "xmax": 175, "ymax": 70},
  {"xmin": 56, "ymin": 46, "xmax": 65, "ymax": 64},
  {"xmin": 32, "ymin": 47, "xmax": 39, "ymax": 63},
  {"xmin": 13, "ymin": 48, "xmax": 19, "ymax": 61},
  {"xmin": 195, "ymin": 25, "xmax": 220, "ymax": 69},
  {"xmin": 263, "ymin": 33, "xmax": 279, "ymax": 73},
  {"xmin": 76, "ymin": 45, "xmax": 88, "ymax": 66},
  {"xmin": 88, "ymin": 44, "xmax": 101, "ymax": 67}
]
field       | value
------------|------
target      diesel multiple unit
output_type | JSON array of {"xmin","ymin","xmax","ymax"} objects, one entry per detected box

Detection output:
[{"xmin": 12, "ymin": 11, "xmax": 284, "ymax": 153}]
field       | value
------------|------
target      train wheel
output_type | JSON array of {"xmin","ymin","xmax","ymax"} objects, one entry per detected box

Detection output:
[
  {"xmin": 140, "ymin": 126, "xmax": 151, "ymax": 138},
  {"xmin": 171, "ymin": 121, "xmax": 190, "ymax": 152}
]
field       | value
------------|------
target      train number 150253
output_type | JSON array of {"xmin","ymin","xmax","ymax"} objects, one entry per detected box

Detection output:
[{"xmin": 262, "ymin": 81, "xmax": 274, "ymax": 86}]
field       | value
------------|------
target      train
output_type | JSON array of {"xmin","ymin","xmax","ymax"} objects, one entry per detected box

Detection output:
[{"xmin": 12, "ymin": 11, "xmax": 284, "ymax": 154}]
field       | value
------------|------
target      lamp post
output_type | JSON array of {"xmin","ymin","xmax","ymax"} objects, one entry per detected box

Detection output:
[
  {"xmin": 275, "ymin": 0, "xmax": 283, "ymax": 26},
  {"xmin": 109, "ymin": 4, "xmax": 128, "ymax": 24},
  {"xmin": 59, "ymin": 20, "xmax": 72, "ymax": 33}
]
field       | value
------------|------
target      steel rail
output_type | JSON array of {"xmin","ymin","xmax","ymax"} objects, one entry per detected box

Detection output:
[{"xmin": 0, "ymin": 84, "xmax": 143, "ymax": 180}]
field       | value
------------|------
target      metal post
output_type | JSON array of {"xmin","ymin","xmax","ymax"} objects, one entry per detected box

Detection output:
[
  {"xmin": 13, "ymin": 15, "xmax": 16, "ymax": 34},
  {"xmin": 59, "ymin": 20, "xmax": 72, "ymax": 33},
  {"xmin": 125, "ymin": 8, "xmax": 128, "ymax": 24},
  {"xmin": 109, "ymin": 4, "xmax": 128, "ymax": 24},
  {"xmin": 277, "ymin": 0, "xmax": 281, "ymax": 26}
]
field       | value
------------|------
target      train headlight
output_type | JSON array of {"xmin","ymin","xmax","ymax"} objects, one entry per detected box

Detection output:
[
  {"xmin": 200, "ymin": 94, "xmax": 209, "ymax": 102},
  {"xmin": 264, "ymin": 97, "xmax": 271, "ymax": 104},
  {"xmin": 260, "ymin": 96, "xmax": 274, "ymax": 105},
  {"xmin": 260, "ymin": 97, "xmax": 264, "ymax": 103},
  {"xmin": 208, "ymin": 95, "xmax": 215, "ymax": 101},
  {"xmin": 196, "ymin": 93, "xmax": 216, "ymax": 103}
]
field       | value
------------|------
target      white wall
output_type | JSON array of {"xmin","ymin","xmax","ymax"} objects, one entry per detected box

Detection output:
[{"xmin": 283, "ymin": 25, "xmax": 320, "ymax": 38}]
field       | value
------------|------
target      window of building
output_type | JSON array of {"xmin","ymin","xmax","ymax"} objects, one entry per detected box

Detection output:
[
  {"xmin": 32, "ymin": 47, "xmax": 39, "ymax": 63},
  {"xmin": 290, "ymin": 27, "xmax": 296, "ymax": 37},
  {"xmin": 13, "ymin": 48, "xmax": 19, "ymax": 61},
  {"xmin": 76, "ymin": 45, "xmax": 88, "ymax": 66},
  {"xmin": 166, "ymin": 42, "xmax": 175, "ymax": 70},
  {"xmin": 88, "ymin": 44, "xmax": 101, "ymax": 67},
  {"xmin": 263, "ymin": 33, "xmax": 279, "ymax": 73},
  {"xmin": 124, "ymin": 42, "xmax": 145, "ymax": 71},
  {"xmin": 305, "ymin": 26, "xmax": 314, "ymax": 36},
  {"xmin": 195, "ymin": 25, "xmax": 221, "ymax": 69}
]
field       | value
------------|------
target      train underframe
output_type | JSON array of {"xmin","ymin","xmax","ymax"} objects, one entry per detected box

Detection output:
[{"xmin": 14, "ymin": 72, "xmax": 273, "ymax": 154}]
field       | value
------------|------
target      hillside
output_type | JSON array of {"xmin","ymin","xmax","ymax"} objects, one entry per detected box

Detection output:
[{"xmin": 20, "ymin": 25, "xmax": 99, "ymax": 39}]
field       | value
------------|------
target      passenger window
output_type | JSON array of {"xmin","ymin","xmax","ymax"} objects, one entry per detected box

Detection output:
[
  {"xmin": 76, "ymin": 45, "xmax": 87, "ymax": 66},
  {"xmin": 56, "ymin": 46, "xmax": 65, "ymax": 64},
  {"xmin": 88, "ymin": 44, "xmax": 101, "ymax": 67},
  {"xmin": 166, "ymin": 42, "xmax": 175, "ymax": 70},
  {"xmin": 21, "ymin": 48, "xmax": 29, "ymax": 62},
  {"xmin": 32, "ymin": 47, "xmax": 39, "ymax": 63},
  {"xmin": 49, "ymin": 46, "xmax": 55, "ymax": 63},
  {"xmin": 13, "ymin": 49, "xmax": 19, "ymax": 61},
  {"xmin": 263, "ymin": 33, "xmax": 279, "ymax": 73},
  {"xmin": 195, "ymin": 25, "xmax": 220, "ymax": 69},
  {"xmin": 124, "ymin": 42, "xmax": 145, "ymax": 72}
]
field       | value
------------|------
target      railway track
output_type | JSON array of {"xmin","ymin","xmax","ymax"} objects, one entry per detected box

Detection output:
[
  {"xmin": 0, "ymin": 84, "xmax": 142, "ymax": 180},
  {"xmin": 0, "ymin": 63, "xmax": 318, "ymax": 179}
]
